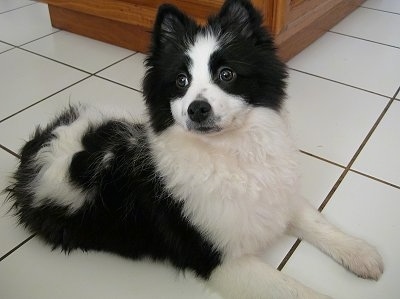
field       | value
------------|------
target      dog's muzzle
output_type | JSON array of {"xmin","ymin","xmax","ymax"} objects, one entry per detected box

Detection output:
[{"xmin": 186, "ymin": 100, "xmax": 221, "ymax": 133}]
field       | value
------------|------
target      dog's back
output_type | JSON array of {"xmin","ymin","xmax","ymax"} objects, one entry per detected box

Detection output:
[{"xmin": 7, "ymin": 104, "xmax": 222, "ymax": 278}]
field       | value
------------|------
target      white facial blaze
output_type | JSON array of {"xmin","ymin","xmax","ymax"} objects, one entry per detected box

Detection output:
[
  {"xmin": 188, "ymin": 32, "xmax": 218, "ymax": 88},
  {"xmin": 170, "ymin": 32, "xmax": 247, "ymax": 132}
]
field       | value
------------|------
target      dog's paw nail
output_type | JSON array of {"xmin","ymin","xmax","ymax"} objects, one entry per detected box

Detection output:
[{"xmin": 342, "ymin": 241, "xmax": 384, "ymax": 280}]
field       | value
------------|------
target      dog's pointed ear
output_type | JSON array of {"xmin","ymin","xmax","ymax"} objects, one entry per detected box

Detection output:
[
  {"xmin": 152, "ymin": 4, "xmax": 197, "ymax": 48},
  {"xmin": 217, "ymin": 0, "xmax": 263, "ymax": 39}
]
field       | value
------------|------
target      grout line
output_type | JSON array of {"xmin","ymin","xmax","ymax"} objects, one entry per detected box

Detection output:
[
  {"xmin": 361, "ymin": 6, "xmax": 400, "ymax": 16},
  {"xmin": 0, "ymin": 40, "xmax": 17, "ymax": 47},
  {"xmin": 349, "ymin": 169, "xmax": 400, "ymax": 190},
  {"xmin": 19, "ymin": 38, "xmax": 136, "ymax": 75},
  {"xmin": 299, "ymin": 150, "xmax": 345, "ymax": 169},
  {"xmin": 329, "ymin": 31, "xmax": 400, "ymax": 50},
  {"xmin": 0, "ymin": 234, "xmax": 36, "ymax": 262},
  {"xmin": 19, "ymin": 46, "xmax": 92, "ymax": 75},
  {"xmin": 0, "ymin": 144, "xmax": 20, "ymax": 159},
  {"xmin": 278, "ymin": 86, "xmax": 400, "ymax": 271},
  {"xmin": 0, "ymin": 2, "xmax": 36, "ymax": 15},
  {"xmin": 317, "ymin": 166, "xmax": 349, "ymax": 212},
  {"xmin": 289, "ymin": 68, "xmax": 392, "ymax": 100},
  {"xmin": 18, "ymin": 29, "xmax": 61, "ymax": 47},
  {"xmin": 277, "ymin": 239, "xmax": 302, "ymax": 271},
  {"xmin": 94, "ymin": 75, "xmax": 143, "ymax": 94},
  {"xmin": 0, "ymin": 75, "xmax": 92, "ymax": 124},
  {"xmin": 93, "ymin": 52, "xmax": 138, "ymax": 75},
  {"xmin": 0, "ymin": 46, "xmax": 15, "ymax": 55}
]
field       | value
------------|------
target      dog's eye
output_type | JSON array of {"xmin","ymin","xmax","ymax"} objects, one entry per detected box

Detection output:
[
  {"xmin": 219, "ymin": 67, "xmax": 236, "ymax": 82},
  {"xmin": 176, "ymin": 73, "xmax": 189, "ymax": 88}
]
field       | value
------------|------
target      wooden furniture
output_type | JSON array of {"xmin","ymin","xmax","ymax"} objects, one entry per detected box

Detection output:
[{"xmin": 41, "ymin": 0, "xmax": 364, "ymax": 61}]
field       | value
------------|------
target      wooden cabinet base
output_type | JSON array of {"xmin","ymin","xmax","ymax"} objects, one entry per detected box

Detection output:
[
  {"xmin": 43, "ymin": 0, "xmax": 364, "ymax": 62},
  {"xmin": 48, "ymin": 5, "xmax": 151, "ymax": 54},
  {"xmin": 275, "ymin": 0, "xmax": 364, "ymax": 61}
]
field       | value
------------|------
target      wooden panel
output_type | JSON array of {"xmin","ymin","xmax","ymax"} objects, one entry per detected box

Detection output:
[
  {"xmin": 121, "ymin": 0, "xmax": 221, "ymax": 9},
  {"xmin": 45, "ymin": 0, "xmax": 157, "ymax": 28},
  {"xmin": 48, "ymin": 5, "xmax": 151, "ymax": 53},
  {"xmin": 44, "ymin": 0, "xmax": 223, "ymax": 27},
  {"xmin": 288, "ymin": 0, "xmax": 345, "ymax": 24},
  {"xmin": 275, "ymin": 0, "xmax": 364, "ymax": 61},
  {"xmin": 290, "ymin": 0, "xmax": 306, "ymax": 8}
]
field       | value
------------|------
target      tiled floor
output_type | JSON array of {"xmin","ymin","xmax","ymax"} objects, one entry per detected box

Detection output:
[{"xmin": 0, "ymin": 1, "xmax": 399, "ymax": 298}]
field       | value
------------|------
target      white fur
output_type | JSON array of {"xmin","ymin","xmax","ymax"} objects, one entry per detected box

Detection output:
[
  {"xmin": 150, "ymin": 107, "xmax": 300, "ymax": 258},
  {"xmin": 171, "ymin": 32, "xmax": 249, "ymax": 132},
  {"xmin": 150, "ymin": 108, "xmax": 384, "ymax": 298},
  {"xmin": 151, "ymin": 31, "xmax": 383, "ymax": 299},
  {"xmin": 208, "ymin": 256, "xmax": 333, "ymax": 299},
  {"xmin": 153, "ymin": 98, "xmax": 384, "ymax": 299},
  {"xmin": 288, "ymin": 200, "xmax": 384, "ymax": 280},
  {"xmin": 31, "ymin": 105, "xmax": 134, "ymax": 212}
]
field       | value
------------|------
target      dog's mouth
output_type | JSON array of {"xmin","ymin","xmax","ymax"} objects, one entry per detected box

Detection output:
[
  {"xmin": 188, "ymin": 124, "xmax": 222, "ymax": 134},
  {"xmin": 193, "ymin": 126, "xmax": 222, "ymax": 134},
  {"xmin": 186, "ymin": 120, "xmax": 222, "ymax": 134}
]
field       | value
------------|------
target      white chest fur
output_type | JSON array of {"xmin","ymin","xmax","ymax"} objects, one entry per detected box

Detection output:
[{"xmin": 149, "ymin": 108, "xmax": 300, "ymax": 259}]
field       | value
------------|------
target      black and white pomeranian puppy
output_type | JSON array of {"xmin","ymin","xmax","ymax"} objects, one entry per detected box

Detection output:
[{"xmin": 6, "ymin": 0, "xmax": 383, "ymax": 298}]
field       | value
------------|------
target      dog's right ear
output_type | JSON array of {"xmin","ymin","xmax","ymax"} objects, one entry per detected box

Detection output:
[
  {"xmin": 216, "ymin": 0, "xmax": 263, "ymax": 39},
  {"xmin": 152, "ymin": 4, "xmax": 197, "ymax": 49}
]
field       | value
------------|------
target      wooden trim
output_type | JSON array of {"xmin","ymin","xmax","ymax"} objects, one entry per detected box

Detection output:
[{"xmin": 263, "ymin": 0, "xmax": 290, "ymax": 35}]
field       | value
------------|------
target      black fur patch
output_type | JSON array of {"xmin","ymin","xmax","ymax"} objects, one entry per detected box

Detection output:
[{"xmin": 6, "ymin": 109, "xmax": 221, "ymax": 279}]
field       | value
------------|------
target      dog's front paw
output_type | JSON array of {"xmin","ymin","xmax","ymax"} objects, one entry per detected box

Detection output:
[{"xmin": 338, "ymin": 238, "xmax": 384, "ymax": 280}]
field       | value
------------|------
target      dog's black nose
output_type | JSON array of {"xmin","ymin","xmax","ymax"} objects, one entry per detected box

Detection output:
[{"xmin": 187, "ymin": 100, "xmax": 212, "ymax": 123}]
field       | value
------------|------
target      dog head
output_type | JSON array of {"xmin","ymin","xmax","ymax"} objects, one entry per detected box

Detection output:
[{"xmin": 143, "ymin": 0, "xmax": 287, "ymax": 134}]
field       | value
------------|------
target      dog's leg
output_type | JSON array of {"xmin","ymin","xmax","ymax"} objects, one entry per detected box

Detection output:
[
  {"xmin": 208, "ymin": 256, "xmax": 332, "ymax": 299},
  {"xmin": 288, "ymin": 199, "xmax": 384, "ymax": 280}
]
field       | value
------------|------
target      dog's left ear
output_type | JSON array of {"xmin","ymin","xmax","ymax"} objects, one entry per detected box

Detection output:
[{"xmin": 217, "ymin": 0, "xmax": 263, "ymax": 39}]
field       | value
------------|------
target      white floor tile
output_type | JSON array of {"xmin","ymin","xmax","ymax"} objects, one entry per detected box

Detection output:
[
  {"xmin": 0, "ymin": 48, "xmax": 88, "ymax": 121},
  {"xmin": 0, "ymin": 41, "xmax": 12, "ymax": 53},
  {"xmin": 97, "ymin": 53, "xmax": 146, "ymax": 91},
  {"xmin": 363, "ymin": 0, "xmax": 400, "ymax": 14},
  {"xmin": 331, "ymin": 7, "xmax": 400, "ymax": 48},
  {"xmin": 352, "ymin": 100, "xmax": 400, "ymax": 186},
  {"xmin": 283, "ymin": 172, "xmax": 400, "ymax": 299},
  {"xmin": 0, "ymin": 150, "xmax": 31, "ymax": 257},
  {"xmin": 0, "ymin": 76, "xmax": 146, "ymax": 153},
  {"xmin": 0, "ymin": 3, "xmax": 57, "ymax": 46},
  {"xmin": 297, "ymin": 153, "xmax": 343, "ymax": 208},
  {"xmin": 286, "ymin": 71, "xmax": 388, "ymax": 166},
  {"xmin": 22, "ymin": 31, "xmax": 134, "ymax": 73},
  {"xmin": 288, "ymin": 32, "xmax": 400, "ymax": 97},
  {"xmin": 0, "ymin": 237, "xmax": 221, "ymax": 299},
  {"xmin": 0, "ymin": 0, "xmax": 33, "ymax": 13}
]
